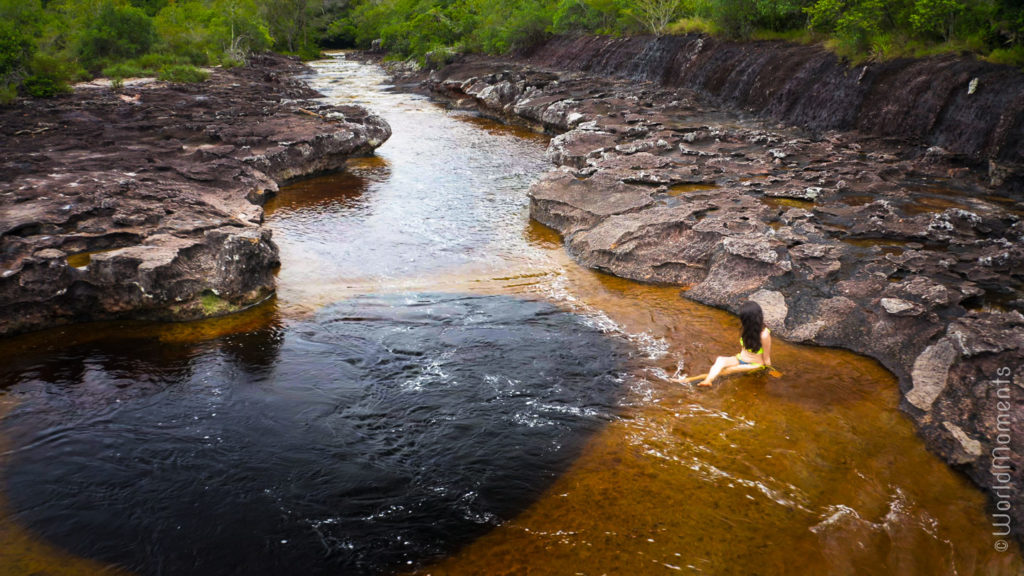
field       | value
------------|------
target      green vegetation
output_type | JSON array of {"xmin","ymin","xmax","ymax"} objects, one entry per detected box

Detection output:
[
  {"xmin": 199, "ymin": 290, "xmax": 235, "ymax": 316},
  {"xmin": 1, "ymin": 0, "xmax": 1021, "ymax": 103},
  {"xmin": 158, "ymin": 63, "xmax": 210, "ymax": 83},
  {"xmin": 0, "ymin": 0, "xmax": 342, "ymax": 103},
  {"xmin": 335, "ymin": 0, "xmax": 1024, "ymax": 67}
]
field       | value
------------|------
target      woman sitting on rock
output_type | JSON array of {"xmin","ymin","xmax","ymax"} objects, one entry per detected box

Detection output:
[{"xmin": 697, "ymin": 300, "xmax": 772, "ymax": 387}]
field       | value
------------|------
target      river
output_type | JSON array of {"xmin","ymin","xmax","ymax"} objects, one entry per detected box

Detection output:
[{"xmin": 0, "ymin": 53, "xmax": 1019, "ymax": 575}]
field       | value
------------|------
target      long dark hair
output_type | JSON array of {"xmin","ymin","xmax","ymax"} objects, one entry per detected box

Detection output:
[{"xmin": 739, "ymin": 301, "xmax": 764, "ymax": 353}]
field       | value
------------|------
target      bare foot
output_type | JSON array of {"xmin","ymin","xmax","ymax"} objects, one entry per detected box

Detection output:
[{"xmin": 697, "ymin": 379, "xmax": 713, "ymax": 387}]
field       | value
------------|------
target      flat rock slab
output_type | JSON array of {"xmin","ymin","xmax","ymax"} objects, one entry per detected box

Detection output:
[{"xmin": 0, "ymin": 54, "xmax": 391, "ymax": 336}]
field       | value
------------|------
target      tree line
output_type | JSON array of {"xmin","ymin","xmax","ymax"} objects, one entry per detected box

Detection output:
[
  {"xmin": 0, "ymin": 0, "xmax": 344, "ymax": 102},
  {"xmin": 2, "ymin": 0, "xmax": 1022, "ymax": 103},
  {"xmin": 336, "ymin": 0, "xmax": 1024, "ymax": 66}
]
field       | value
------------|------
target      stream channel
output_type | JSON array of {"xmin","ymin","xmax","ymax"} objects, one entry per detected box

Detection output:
[{"xmin": 0, "ymin": 53, "xmax": 1020, "ymax": 576}]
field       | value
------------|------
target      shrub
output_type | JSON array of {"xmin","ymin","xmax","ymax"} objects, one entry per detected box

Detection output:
[
  {"xmin": 712, "ymin": 0, "xmax": 759, "ymax": 39},
  {"xmin": 987, "ymin": 44, "xmax": 1024, "ymax": 68},
  {"xmin": 131, "ymin": 0, "xmax": 171, "ymax": 17},
  {"xmin": 22, "ymin": 74, "xmax": 68, "ymax": 97},
  {"xmin": 25, "ymin": 51, "xmax": 73, "ymax": 95},
  {"xmin": 669, "ymin": 16, "xmax": 718, "ymax": 34},
  {"xmin": 158, "ymin": 63, "xmax": 208, "ymax": 83},
  {"xmin": 0, "ymin": 82, "xmax": 16, "ymax": 105},
  {"xmin": 551, "ymin": 0, "xmax": 622, "ymax": 35},
  {"xmin": 77, "ymin": 2, "xmax": 157, "ymax": 72},
  {"xmin": 0, "ymin": 19, "xmax": 34, "ymax": 80},
  {"xmin": 154, "ymin": 0, "xmax": 271, "ymax": 66},
  {"xmin": 909, "ymin": 0, "xmax": 964, "ymax": 41},
  {"xmin": 102, "ymin": 62, "xmax": 149, "ymax": 78},
  {"xmin": 135, "ymin": 52, "xmax": 186, "ymax": 69}
]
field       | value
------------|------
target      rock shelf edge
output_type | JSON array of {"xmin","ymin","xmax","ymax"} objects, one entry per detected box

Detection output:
[{"xmin": 0, "ymin": 54, "xmax": 391, "ymax": 336}]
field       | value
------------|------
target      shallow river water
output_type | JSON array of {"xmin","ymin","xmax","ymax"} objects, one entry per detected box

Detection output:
[{"xmin": 0, "ymin": 53, "xmax": 1020, "ymax": 575}]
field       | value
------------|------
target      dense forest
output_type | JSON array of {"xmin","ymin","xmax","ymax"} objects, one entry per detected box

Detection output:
[{"xmin": 2, "ymin": 0, "xmax": 1022, "ymax": 102}]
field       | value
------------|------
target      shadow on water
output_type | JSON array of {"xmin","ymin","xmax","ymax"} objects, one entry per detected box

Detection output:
[{"xmin": 1, "ymin": 294, "xmax": 630, "ymax": 576}]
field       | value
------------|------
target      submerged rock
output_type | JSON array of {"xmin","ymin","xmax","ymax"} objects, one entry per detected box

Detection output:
[{"xmin": 0, "ymin": 54, "xmax": 391, "ymax": 336}]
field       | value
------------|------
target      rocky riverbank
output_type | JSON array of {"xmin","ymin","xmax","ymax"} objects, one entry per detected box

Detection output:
[
  {"xmin": 413, "ymin": 37, "xmax": 1024, "ymax": 543},
  {"xmin": 0, "ymin": 54, "xmax": 390, "ymax": 336}
]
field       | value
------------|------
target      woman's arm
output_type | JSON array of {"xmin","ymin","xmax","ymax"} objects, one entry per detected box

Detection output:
[{"xmin": 761, "ymin": 328, "xmax": 772, "ymax": 366}]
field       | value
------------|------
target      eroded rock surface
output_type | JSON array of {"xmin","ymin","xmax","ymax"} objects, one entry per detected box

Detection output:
[
  {"xmin": 420, "ymin": 48, "xmax": 1024, "ymax": 542},
  {"xmin": 1, "ymin": 54, "xmax": 391, "ymax": 335}
]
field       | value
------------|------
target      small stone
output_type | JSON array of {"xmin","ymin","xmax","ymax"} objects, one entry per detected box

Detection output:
[
  {"xmin": 942, "ymin": 421, "xmax": 983, "ymax": 458},
  {"xmin": 880, "ymin": 297, "xmax": 917, "ymax": 315},
  {"xmin": 907, "ymin": 339, "xmax": 958, "ymax": 410},
  {"xmin": 34, "ymin": 248, "xmax": 67, "ymax": 260}
]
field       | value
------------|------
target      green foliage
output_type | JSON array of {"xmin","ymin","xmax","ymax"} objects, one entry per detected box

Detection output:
[
  {"xmin": 668, "ymin": 15, "xmax": 719, "ymax": 34},
  {"xmin": 987, "ymin": 43, "xmax": 1024, "ymax": 66},
  {"xmin": 550, "ymin": 0, "xmax": 624, "ymax": 35},
  {"xmin": 0, "ymin": 82, "xmax": 17, "ymax": 104},
  {"xmin": 341, "ymin": 0, "xmax": 636, "ymax": 61},
  {"xmin": 470, "ymin": 0, "xmax": 555, "ymax": 52},
  {"xmin": 711, "ymin": 0, "xmax": 759, "ymax": 38},
  {"xmin": 638, "ymin": 0, "xmax": 687, "ymax": 35},
  {"xmin": 261, "ymin": 0, "xmax": 325, "ymax": 56},
  {"xmin": 76, "ymin": 2, "xmax": 157, "ymax": 71},
  {"xmin": 134, "ymin": 52, "xmax": 186, "ymax": 70},
  {"xmin": 833, "ymin": 0, "xmax": 889, "ymax": 54},
  {"xmin": 158, "ymin": 63, "xmax": 209, "ymax": 83},
  {"xmin": 28, "ymin": 50, "xmax": 76, "ymax": 87},
  {"xmin": 155, "ymin": 0, "xmax": 271, "ymax": 66},
  {"xmin": 799, "ymin": 0, "xmax": 1024, "ymax": 62},
  {"xmin": 753, "ymin": 0, "xmax": 810, "ymax": 32},
  {"xmin": 805, "ymin": 0, "xmax": 843, "ymax": 31},
  {"xmin": 0, "ymin": 0, "xmax": 284, "ymax": 99},
  {"xmin": 336, "ymin": 0, "xmax": 1024, "ymax": 66},
  {"xmin": 0, "ymin": 20, "xmax": 35, "ymax": 80},
  {"xmin": 102, "ymin": 61, "xmax": 148, "ymax": 78},
  {"xmin": 130, "ymin": 0, "xmax": 170, "ymax": 17},
  {"xmin": 910, "ymin": 0, "xmax": 964, "ymax": 41},
  {"xmin": 0, "ymin": 0, "xmax": 43, "ymax": 83},
  {"xmin": 676, "ymin": 0, "xmax": 811, "ymax": 38},
  {"xmin": 22, "ymin": 73, "xmax": 69, "ymax": 96}
]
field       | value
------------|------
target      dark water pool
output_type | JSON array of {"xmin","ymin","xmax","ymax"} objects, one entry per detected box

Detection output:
[{"xmin": 2, "ymin": 294, "xmax": 627, "ymax": 575}]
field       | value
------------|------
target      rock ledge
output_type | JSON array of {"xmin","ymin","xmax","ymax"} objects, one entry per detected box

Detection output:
[{"xmin": 1, "ymin": 54, "xmax": 391, "ymax": 335}]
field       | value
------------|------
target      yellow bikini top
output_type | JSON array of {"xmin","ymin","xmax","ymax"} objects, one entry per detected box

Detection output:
[{"xmin": 740, "ymin": 328, "xmax": 769, "ymax": 355}]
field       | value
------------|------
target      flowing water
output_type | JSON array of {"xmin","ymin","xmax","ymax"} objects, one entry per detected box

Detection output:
[{"xmin": 0, "ymin": 53, "xmax": 1020, "ymax": 576}]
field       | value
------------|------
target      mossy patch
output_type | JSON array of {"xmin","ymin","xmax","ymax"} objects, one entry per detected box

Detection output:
[{"xmin": 200, "ymin": 290, "xmax": 235, "ymax": 316}]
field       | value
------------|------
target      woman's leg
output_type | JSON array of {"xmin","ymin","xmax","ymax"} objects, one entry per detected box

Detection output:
[
  {"xmin": 699, "ymin": 356, "xmax": 763, "ymax": 386},
  {"xmin": 699, "ymin": 355, "xmax": 739, "ymax": 387}
]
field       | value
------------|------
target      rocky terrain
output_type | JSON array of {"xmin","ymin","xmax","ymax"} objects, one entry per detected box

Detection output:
[
  {"xmin": 416, "ymin": 38, "xmax": 1024, "ymax": 542},
  {"xmin": 0, "ymin": 54, "xmax": 390, "ymax": 336}
]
